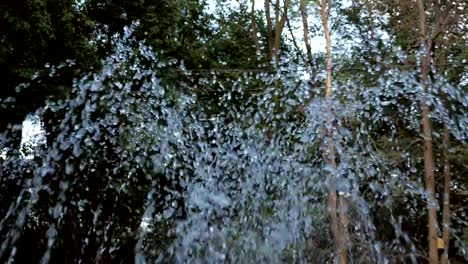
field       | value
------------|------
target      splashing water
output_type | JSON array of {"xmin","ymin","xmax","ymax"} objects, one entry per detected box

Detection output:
[{"xmin": 1, "ymin": 25, "xmax": 467, "ymax": 263}]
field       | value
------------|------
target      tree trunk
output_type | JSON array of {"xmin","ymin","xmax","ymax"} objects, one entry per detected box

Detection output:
[
  {"xmin": 300, "ymin": 0, "xmax": 313, "ymax": 67},
  {"xmin": 415, "ymin": 0, "xmax": 439, "ymax": 263},
  {"xmin": 441, "ymin": 121, "xmax": 451, "ymax": 264},
  {"xmin": 321, "ymin": 0, "xmax": 332, "ymax": 97},
  {"xmin": 320, "ymin": 0, "xmax": 348, "ymax": 263},
  {"xmin": 272, "ymin": 0, "xmax": 291, "ymax": 61},
  {"xmin": 265, "ymin": 0, "xmax": 273, "ymax": 59},
  {"xmin": 438, "ymin": 51, "xmax": 450, "ymax": 264},
  {"xmin": 274, "ymin": 0, "xmax": 280, "ymax": 26},
  {"xmin": 250, "ymin": 0, "xmax": 260, "ymax": 54}
]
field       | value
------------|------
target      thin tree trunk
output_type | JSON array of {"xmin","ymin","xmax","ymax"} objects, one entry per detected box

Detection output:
[
  {"xmin": 274, "ymin": 0, "xmax": 280, "ymax": 26},
  {"xmin": 439, "ymin": 54, "xmax": 451, "ymax": 264},
  {"xmin": 441, "ymin": 121, "xmax": 451, "ymax": 264},
  {"xmin": 321, "ymin": 0, "xmax": 332, "ymax": 97},
  {"xmin": 422, "ymin": 73, "xmax": 438, "ymax": 264},
  {"xmin": 415, "ymin": 0, "xmax": 439, "ymax": 263},
  {"xmin": 265, "ymin": 0, "xmax": 273, "ymax": 59},
  {"xmin": 250, "ymin": 0, "xmax": 260, "ymax": 54},
  {"xmin": 321, "ymin": 0, "xmax": 348, "ymax": 263},
  {"xmin": 300, "ymin": 0, "xmax": 313, "ymax": 67},
  {"xmin": 272, "ymin": 0, "xmax": 291, "ymax": 61}
]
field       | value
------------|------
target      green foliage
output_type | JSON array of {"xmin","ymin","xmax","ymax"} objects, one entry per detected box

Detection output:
[
  {"xmin": 0, "ymin": 0, "xmax": 467, "ymax": 262},
  {"xmin": 0, "ymin": 0, "xmax": 98, "ymax": 137}
]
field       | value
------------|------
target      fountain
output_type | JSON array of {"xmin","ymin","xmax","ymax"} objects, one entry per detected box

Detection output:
[{"xmin": 0, "ymin": 24, "xmax": 467, "ymax": 263}]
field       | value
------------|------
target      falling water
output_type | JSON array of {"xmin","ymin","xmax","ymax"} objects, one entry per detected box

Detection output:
[{"xmin": 0, "ymin": 26, "xmax": 467, "ymax": 263}]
